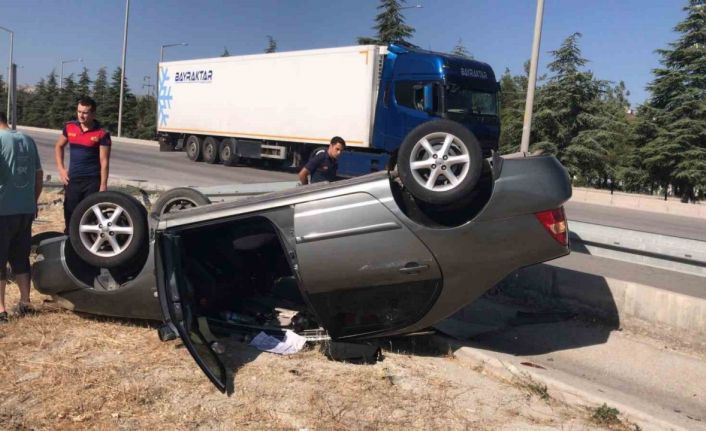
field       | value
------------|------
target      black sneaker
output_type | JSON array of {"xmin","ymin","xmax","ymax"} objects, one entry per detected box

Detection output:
[{"xmin": 0, "ymin": 311, "xmax": 8, "ymax": 323}]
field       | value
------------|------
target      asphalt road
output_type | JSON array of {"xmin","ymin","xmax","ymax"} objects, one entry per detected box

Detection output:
[
  {"xmin": 564, "ymin": 200, "xmax": 706, "ymax": 241},
  {"xmin": 29, "ymin": 129, "xmax": 297, "ymax": 189},
  {"xmin": 26, "ymin": 128, "xmax": 706, "ymax": 240}
]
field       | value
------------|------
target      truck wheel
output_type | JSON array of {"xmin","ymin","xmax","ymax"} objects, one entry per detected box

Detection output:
[
  {"xmin": 202, "ymin": 137, "xmax": 219, "ymax": 164},
  {"xmin": 68, "ymin": 192, "xmax": 148, "ymax": 269},
  {"xmin": 220, "ymin": 138, "xmax": 240, "ymax": 166},
  {"xmin": 397, "ymin": 120, "xmax": 482, "ymax": 206},
  {"xmin": 185, "ymin": 135, "xmax": 202, "ymax": 162},
  {"xmin": 151, "ymin": 187, "xmax": 211, "ymax": 217}
]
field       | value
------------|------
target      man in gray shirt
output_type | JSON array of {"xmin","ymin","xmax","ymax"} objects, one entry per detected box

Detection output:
[{"xmin": 0, "ymin": 112, "xmax": 43, "ymax": 322}]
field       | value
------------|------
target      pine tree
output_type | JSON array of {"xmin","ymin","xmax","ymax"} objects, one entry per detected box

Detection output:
[
  {"xmin": 641, "ymin": 0, "xmax": 706, "ymax": 201},
  {"xmin": 532, "ymin": 33, "xmax": 605, "ymax": 183},
  {"xmin": 221, "ymin": 47, "xmax": 230, "ymax": 57},
  {"xmin": 498, "ymin": 66, "xmax": 527, "ymax": 154},
  {"xmin": 357, "ymin": 0, "xmax": 415, "ymax": 45},
  {"xmin": 22, "ymin": 78, "xmax": 47, "ymax": 127},
  {"xmin": 451, "ymin": 38, "xmax": 473, "ymax": 59},
  {"xmin": 104, "ymin": 67, "xmax": 138, "ymax": 136},
  {"xmin": 77, "ymin": 67, "xmax": 92, "ymax": 98},
  {"xmin": 15, "ymin": 86, "xmax": 33, "ymax": 125},
  {"xmin": 133, "ymin": 95, "xmax": 157, "ymax": 139},
  {"xmin": 54, "ymin": 73, "xmax": 78, "ymax": 126},
  {"xmin": 92, "ymin": 67, "xmax": 109, "ymax": 114},
  {"xmin": 265, "ymin": 35, "xmax": 277, "ymax": 53},
  {"xmin": 44, "ymin": 71, "xmax": 63, "ymax": 128}
]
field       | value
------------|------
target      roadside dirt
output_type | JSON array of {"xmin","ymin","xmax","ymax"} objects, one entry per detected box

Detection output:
[{"xmin": 0, "ymin": 191, "xmax": 638, "ymax": 430}]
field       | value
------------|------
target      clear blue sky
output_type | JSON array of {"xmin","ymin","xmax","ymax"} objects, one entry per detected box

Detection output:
[{"xmin": 0, "ymin": 0, "xmax": 688, "ymax": 106}]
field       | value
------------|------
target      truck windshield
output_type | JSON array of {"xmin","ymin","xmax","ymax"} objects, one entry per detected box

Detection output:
[{"xmin": 445, "ymin": 82, "xmax": 498, "ymax": 119}]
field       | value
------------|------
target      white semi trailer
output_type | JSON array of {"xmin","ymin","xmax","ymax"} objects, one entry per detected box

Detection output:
[{"xmin": 157, "ymin": 43, "xmax": 500, "ymax": 205}]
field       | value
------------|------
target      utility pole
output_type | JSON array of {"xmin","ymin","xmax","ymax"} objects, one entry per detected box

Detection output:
[
  {"xmin": 117, "ymin": 0, "xmax": 130, "ymax": 137},
  {"xmin": 60, "ymin": 58, "xmax": 82, "ymax": 90},
  {"xmin": 0, "ymin": 26, "xmax": 14, "ymax": 129},
  {"xmin": 143, "ymin": 75, "xmax": 155, "ymax": 97},
  {"xmin": 520, "ymin": 0, "xmax": 545, "ymax": 154}
]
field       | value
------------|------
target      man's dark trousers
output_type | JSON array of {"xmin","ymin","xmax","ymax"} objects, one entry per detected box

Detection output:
[{"xmin": 64, "ymin": 176, "xmax": 100, "ymax": 233}]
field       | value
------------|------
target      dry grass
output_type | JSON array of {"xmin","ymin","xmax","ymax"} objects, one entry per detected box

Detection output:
[{"xmin": 0, "ymin": 191, "xmax": 632, "ymax": 430}]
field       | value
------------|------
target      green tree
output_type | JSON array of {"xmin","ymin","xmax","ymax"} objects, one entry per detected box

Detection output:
[
  {"xmin": 53, "ymin": 73, "xmax": 78, "ymax": 126},
  {"xmin": 357, "ymin": 0, "xmax": 415, "ymax": 45},
  {"xmin": 22, "ymin": 78, "xmax": 48, "ymax": 127},
  {"xmin": 532, "ymin": 33, "xmax": 606, "ymax": 183},
  {"xmin": 15, "ymin": 86, "xmax": 34, "ymax": 125},
  {"xmin": 77, "ymin": 67, "xmax": 92, "ymax": 97},
  {"xmin": 451, "ymin": 38, "xmax": 473, "ymax": 59},
  {"xmin": 265, "ymin": 35, "xmax": 277, "ymax": 53},
  {"xmin": 104, "ymin": 67, "xmax": 138, "ymax": 136},
  {"xmin": 133, "ymin": 95, "xmax": 157, "ymax": 139},
  {"xmin": 221, "ymin": 47, "xmax": 230, "ymax": 57},
  {"xmin": 641, "ymin": 0, "xmax": 706, "ymax": 201},
  {"xmin": 92, "ymin": 67, "xmax": 109, "ymax": 113},
  {"xmin": 44, "ymin": 71, "xmax": 63, "ymax": 128},
  {"xmin": 498, "ymin": 66, "xmax": 528, "ymax": 154}
]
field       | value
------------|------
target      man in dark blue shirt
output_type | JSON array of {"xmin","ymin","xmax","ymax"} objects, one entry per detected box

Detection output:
[
  {"xmin": 54, "ymin": 96, "xmax": 112, "ymax": 232},
  {"xmin": 298, "ymin": 136, "xmax": 346, "ymax": 185}
]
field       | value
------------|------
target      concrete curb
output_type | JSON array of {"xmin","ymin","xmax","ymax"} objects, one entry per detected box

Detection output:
[
  {"xmin": 438, "ymin": 337, "xmax": 688, "ymax": 431},
  {"xmin": 500, "ymin": 264, "xmax": 706, "ymax": 344},
  {"xmin": 18, "ymin": 125, "xmax": 158, "ymax": 148}
]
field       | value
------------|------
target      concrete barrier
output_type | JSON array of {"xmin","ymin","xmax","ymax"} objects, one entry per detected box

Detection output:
[
  {"xmin": 18, "ymin": 125, "xmax": 158, "ymax": 147},
  {"xmin": 570, "ymin": 221, "xmax": 706, "ymax": 277},
  {"xmin": 572, "ymin": 187, "xmax": 705, "ymax": 219},
  {"xmin": 498, "ymin": 263, "xmax": 706, "ymax": 344}
]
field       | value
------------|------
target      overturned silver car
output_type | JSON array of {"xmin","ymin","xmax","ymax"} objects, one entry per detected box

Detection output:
[{"xmin": 33, "ymin": 153, "xmax": 571, "ymax": 392}]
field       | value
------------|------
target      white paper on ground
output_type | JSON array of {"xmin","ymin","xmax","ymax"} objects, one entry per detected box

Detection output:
[{"xmin": 249, "ymin": 330, "xmax": 307, "ymax": 355}]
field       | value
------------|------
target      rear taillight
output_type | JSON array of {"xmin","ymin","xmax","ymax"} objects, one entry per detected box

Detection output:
[{"xmin": 535, "ymin": 207, "xmax": 568, "ymax": 246}]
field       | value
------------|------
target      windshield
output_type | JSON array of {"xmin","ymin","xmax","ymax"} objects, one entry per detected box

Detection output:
[{"xmin": 445, "ymin": 83, "xmax": 498, "ymax": 117}]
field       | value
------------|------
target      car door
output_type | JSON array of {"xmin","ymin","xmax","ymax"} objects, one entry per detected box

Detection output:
[
  {"xmin": 156, "ymin": 232, "xmax": 228, "ymax": 393},
  {"xmin": 294, "ymin": 192, "xmax": 442, "ymax": 339}
]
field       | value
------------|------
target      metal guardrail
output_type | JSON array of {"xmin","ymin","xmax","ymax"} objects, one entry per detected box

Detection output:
[{"xmin": 569, "ymin": 221, "xmax": 706, "ymax": 277}]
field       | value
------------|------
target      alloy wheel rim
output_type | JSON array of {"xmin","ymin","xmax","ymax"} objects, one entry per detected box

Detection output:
[
  {"xmin": 78, "ymin": 202, "xmax": 134, "ymax": 257},
  {"xmin": 409, "ymin": 132, "xmax": 470, "ymax": 192}
]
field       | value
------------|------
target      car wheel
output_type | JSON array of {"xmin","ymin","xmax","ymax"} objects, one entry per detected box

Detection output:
[
  {"xmin": 185, "ymin": 135, "xmax": 202, "ymax": 162},
  {"xmin": 220, "ymin": 138, "xmax": 240, "ymax": 166},
  {"xmin": 397, "ymin": 120, "xmax": 482, "ymax": 205},
  {"xmin": 151, "ymin": 187, "xmax": 211, "ymax": 217},
  {"xmin": 68, "ymin": 192, "xmax": 148, "ymax": 269},
  {"xmin": 202, "ymin": 137, "xmax": 219, "ymax": 164}
]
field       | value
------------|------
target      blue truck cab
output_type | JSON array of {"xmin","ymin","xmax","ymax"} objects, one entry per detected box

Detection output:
[
  {"xmin": 339, "ymin": 43, "xmax": 500, "ymax": 178},
  {"xmin": 374, "ymin": 44, "xmax": 500, "ymax": 157}
]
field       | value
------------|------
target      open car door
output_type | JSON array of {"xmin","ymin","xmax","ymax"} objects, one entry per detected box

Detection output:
[{"xmin": 156, "ymin": 232, "xmax": 228, "ymax": 393}]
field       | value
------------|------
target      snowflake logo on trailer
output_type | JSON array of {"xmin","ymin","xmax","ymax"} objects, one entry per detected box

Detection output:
[{"xmin": 158, "ymin": 68, "xmax": 173, "ymax": 127}]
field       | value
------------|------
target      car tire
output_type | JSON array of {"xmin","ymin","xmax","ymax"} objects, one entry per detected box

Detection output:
[
  {"xmin": 185, "ymin": 135, "xmax": 202, "ymax": 162},
  {"xmin": 220, "ymin": 138, "xmax": 240, "ymax": 166},
  {"xmin": 151, "ymin": 187, "xmax": 211, "ymax": 218},
  {"xmin": 202, "ymin": 137, "xmax": 219, "ymax": 164},
  {"xmin": 68, "ymin": 192, "xmax": 148, "ymax": 269},
  {"xmin": 397, "ymin": 119, "xmax": 482, "ymax": 206}
]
